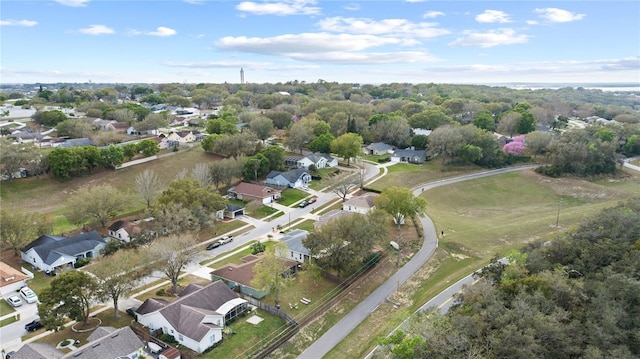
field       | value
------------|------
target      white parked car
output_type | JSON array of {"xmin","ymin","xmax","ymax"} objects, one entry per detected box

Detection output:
[
  {"xmin": 7, "ymin": 295, "xmax": 23, "ymax": 307},
  {"xmin": 19, "ymin": 287, "xmax": 38, "ymax": 304}
]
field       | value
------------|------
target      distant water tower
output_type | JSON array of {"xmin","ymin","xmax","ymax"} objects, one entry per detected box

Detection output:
[{"xmin": 240, "ymin": 68, "xmax": 245, "ymax": 84}]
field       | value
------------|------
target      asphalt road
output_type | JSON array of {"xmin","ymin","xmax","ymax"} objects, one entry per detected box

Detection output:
[{"xmin": 299, "ymin": 164, "xmax": 537, "ymax": 359}]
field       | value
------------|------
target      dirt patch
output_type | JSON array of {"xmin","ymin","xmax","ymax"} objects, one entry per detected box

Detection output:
[{"xmin": 524, "ymin": 171, "xmax": 619, "ymax": 201}]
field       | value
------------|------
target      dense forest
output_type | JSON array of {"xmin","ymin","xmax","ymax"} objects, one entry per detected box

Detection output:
[{"xmin": 378, "ymin": 198, "xmax": 640, "ymax": 359}]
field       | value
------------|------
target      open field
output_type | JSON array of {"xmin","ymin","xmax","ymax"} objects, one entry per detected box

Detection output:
[
  {"xmin": 368, "ymin": 161, "xmax": 485, "ymax": 191},
  {"xmin": 323, "ymin": 168, "xmax": 640, "ymax": 358},
  {"xmin": 0, "ymin": 144, "xmax": 218, "ymax": 220}
]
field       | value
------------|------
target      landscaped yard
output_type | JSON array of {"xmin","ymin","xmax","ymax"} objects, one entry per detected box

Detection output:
[
  {"xmin": 278, "ymin": 188, "xmax": 308, "ymax": 206},
  {"xmin": 0, "ymin": 297, "xmax": 17, "ymax": 316}
]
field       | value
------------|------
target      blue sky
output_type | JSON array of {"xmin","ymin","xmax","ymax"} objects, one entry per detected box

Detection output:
[{"xmin": 1, "ymin": 0, "xmax": 639, "ymax": 85}]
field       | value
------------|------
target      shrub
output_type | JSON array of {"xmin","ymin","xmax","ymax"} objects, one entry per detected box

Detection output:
[
  {"xmin": 156, "ymin": 288, "xmax": 166, "ymax": 296},
  {"xmin": 74, "ymin": 258, "xmax": 91, "ymax": 268}
]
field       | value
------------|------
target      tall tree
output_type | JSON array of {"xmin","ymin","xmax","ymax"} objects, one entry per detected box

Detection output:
[
  {"xmin": 249, "ymin": 116, "xmax": 275, "ymax": 142},
  {"xmin": 135, "ymin": 169, "xmax": 161, "ymax": 209},
  {"xmin": 327, "ymin": 172, "xmax": 360, "ymax": 202},
  {"xmin": 251, "ymin": 243, "xmax": 291, "ymax": 306},
  {"xmin": 158, "ymin": 178, "xmax": 226, "ymax": 214},
  {"xmin": 331, "ymin": 133, "xmax": 363, "ymax": 165},
  {"xmin": 375, "ymin": 186, "xmax": 427, "ymax": 244},
  {"xmin": 65, "ymin": 185, "xmax": 130, "ymax": 228},
  {"xmin": 147, "ymin": 234, "xmax": 199, "ymax": 294},
  {"xmin": 38, "ymin": 271, "xmax": 97, "ymax": 330},
  {"xmin": 304, "ymin": 211, "xmax": 388, "ymax": 276},
  {"xmin": 0, "ymin": 208, "xmax": 53, "ymax": 256},
  {"xmin": 92, "ymin": 249, "xmax": 147, "ymax": 318}
]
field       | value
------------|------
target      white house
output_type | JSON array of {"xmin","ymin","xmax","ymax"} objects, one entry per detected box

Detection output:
[
  {"xmin": 277, "ymin": 229, "xmax": 311, "ymax": 263},
  {"xmin": 390, "ymin": 149, "xmax": 426, "ymax": 164},
  {"xmin": 227, "ymin": 182, "xmax": 281, "ymax": 205},
  {"xmin": 20, "ymin": 231, "xmax": 107, "ymax": 273},
  {"xmin": 342, "ymin": 193, "xmax": 377, "ymax": 214},
  {"xmin": 166, "ymin": 130, "xmax": 199, "ymax": 143},
  {"xmin": 107, "ymin": 220, "xmax": 141, "ymax": 243},
  {"xmin": 135, "ymin": 281, "xmax": 248, "ymax": 354},
  {"xmin": 364, "ymin": 142, "xmax": 395, "ymax": 155},
  {"xmin": 265, "ymin": 168, "xmax": 311, "ymax": 188},
  {"xmin": 285, "ymin": 153, "xmax": 337, "ymax": 170}
]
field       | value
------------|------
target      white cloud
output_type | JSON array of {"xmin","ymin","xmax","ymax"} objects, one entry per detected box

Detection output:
[
  {"xmin": 423, "ymin": 11, "xmax": 445, "ymax": 19},
  {"xmin": 406, "ymin": 0, "xmax": 427, "ymax": 2},
  {"xmin": 236, "ymin": 0, "xmax": 321, "ymax": 16},
  {"xmin": 78, "ymin": 25, "xmax": 115, "ymax": 35},
  {"xmin": 475, "ymin": 10, "xmax": 512, "ymax": 23},
  {"xmin": 183, "ymin": 0, "xmax": 204, "ymax": 4},
  {"xmin": 288, "ymin": 51, "xmax": 441, "ymax": 64},
  {"xmin": 449, "ymin": 28, "xmax": 530, "ymax": 48},
  {"xmin": 535, "ymin": 8, "xmax": 586, "ymax": 23},
  {"xmin": 526, "ymin": 20, "xmax": 539, "ymax": 25},
  {"xmin": 216, "ymin": 33, "xmax": 408, "ymax": 54},
  {"xmin": 54, "ymin": 0, "xmax": 90, "ymax": 7},
  {"xmin": 146, "ymin": 27, "xmax": 177, "ymax": 37},
  {"xmin": 0, "ymin": 19, "xmax": 37, "ymax": 27},
  {"xmin": 317, "ymin": 17, "xmax": 450, "ymax": 39},
  {"xmin": 343, "ymin": 3, "xmax": 360, "ymax": 11}
]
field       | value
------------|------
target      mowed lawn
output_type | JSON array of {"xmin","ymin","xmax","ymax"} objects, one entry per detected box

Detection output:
[
  {"xmin": 0, "ymin": 145, "xmax": 220, "ymax": 222},
  {"xmin": 369, "ymin": 161, "xmax": 484, "ymax": 191}
]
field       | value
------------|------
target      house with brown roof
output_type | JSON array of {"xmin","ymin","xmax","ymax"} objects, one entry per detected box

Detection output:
[
  {"xmin": 227, "ymin": 182, "xmax": 281, "ymax": 205},
  {"xmin": 210, "ymin": 255, "xmax": 298, "ymax": 299},
  {"xmin": 108, "ymin": 220, "xmax": 141, "ymax": 243},
  {"xmin": 0, "ymin": 261, "xmax": 28, "ymax": 296},
  {"xmin": 135, "ymin": 280, "xmax": 248, "ymax": 353},
  {"xmin": 166, "ymin": 130, "xmax": 199, "ymax": 143}
]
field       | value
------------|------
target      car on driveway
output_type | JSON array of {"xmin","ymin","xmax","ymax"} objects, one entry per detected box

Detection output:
[
  {"xmin": 206, "ymin": 241, "xmax": 222, "ymax": 250},
  {"xmin": 19, "ymin": 287, "xmax": 38, "ymax": 304},
  {"xmin": 7, "ymin": 296, "xmax": 22, "ymax": 307},
  {"xmin": 126, "ymin": 307, "xmax": 137, "ymax": 318},
  {"xmin": 299, "ymin": 200, "xmax": 310, "ymax": 208},
  {"xmin": 25, "ymin": 318, "xmax": 43, "ymax": 332}
]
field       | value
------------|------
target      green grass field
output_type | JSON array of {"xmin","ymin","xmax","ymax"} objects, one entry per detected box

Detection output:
[
  {"xmin": 326, "ymin": 167, "xmax": 640, "ymax": 358},
  {"xmin": 369, "ymin": 161, "xmax": 485, "ymax": 191}
]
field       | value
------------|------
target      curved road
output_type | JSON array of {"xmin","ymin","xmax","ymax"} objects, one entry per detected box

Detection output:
[{"xmin": 299, "ymin": 164, "xmax": 537, "ymax": 359}]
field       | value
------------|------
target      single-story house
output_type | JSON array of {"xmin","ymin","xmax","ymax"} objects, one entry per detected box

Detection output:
[
  {"xmin": 0, "ymin": 261, "xmax": 28, "ymax": 296},
  {"xmin": 277, "ymin": 229, "xmax": 311, "ymax": 263},
  {"xmin": 93, "ymin": 119, "xmax": 129, "ymax": 133},
  {"xmin": 61, "ymin": 326, "xmax": 145, "ymax": 358},
  {"xmin": 412, "ymin": 128, "xmax": 432, "ymax": 137},
  {"xmin": 285, "ymin": 153, "xmax": 337, "ymax": 170},
  {"xmin": 166, "ymin": 130, "xmax": 199, "ymax": 143},
  {"xmin": 58, "ymin": 138, "xmax": 93, "ymax": 148},
  {"xmin": 228, "ymin": 182, "xmax": 281, "ymax": 204},
  {"xmin": 5, "ymin": 343, "xmax": 64, "ymax": 359},
  {"xmin": 136, "ymin": 280, "xmax": 248, "ymax": 353},
  {"xmin": 107, "ymin": 220, "xmax": 141, "ymax": 243},
  {"xmin": 265, "ymin": 168, "xmax": 311, "ymax": 189},
  {"xmin": 211, "ymin": 255, "xmax": 298, "ymax": 299},
  {"xmin": 21, "ymin": 231, "xmax": 107, "ymax": 273},
  {"xmin": 390, "ymin": 149, "xmax": 426, "ymax": 164},
  {"xmin": 225, "ymin": 203, "xmax": 245, "ymax": 219},
  {"xmin": 364, "ymin": 142, "xmax": 395, "ymax": 156},
  {"xmin": 342, "ymin": 193, "xmax": 377, "ymax": 214}
]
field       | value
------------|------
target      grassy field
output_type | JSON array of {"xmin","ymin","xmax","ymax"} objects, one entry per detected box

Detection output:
[
  {"xmin": 368, "ymin": 161, "xmax": 485, "ymax": 191},
  {"xmin": 278, "ymin": 188, "xmax": 308, "ymax": 206},
  {"xmin": 0, "ymin": 298, "xmax": 17, "ymax": 316},
  {"xmin": 0, "ymin": 144, "xmax": 220, "ymax": 224},
  {"xmin": 324, "ymin": 167, "xmax": 640, "ymax": 358}
]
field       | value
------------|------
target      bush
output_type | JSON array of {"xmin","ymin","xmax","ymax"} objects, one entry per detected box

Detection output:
[
  {"xmin": 158, "ymin": 333, "xmax": 177, "ymax": 345},
  {"xmin": 251, "ymin": 242, "xmax": 266, "ymax": 255},
  {"xmin": 74, "ymin": 258, "xmax": 91, "ymax": 268},
  {"xmin": 156, "ymin": 288, "xmax": 166, "ymax": 296}
]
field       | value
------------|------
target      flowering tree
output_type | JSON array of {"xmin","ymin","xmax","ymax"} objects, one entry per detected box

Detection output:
[{"xmin": 503, "ymin": 135, "xmax": 526, "ymax": 155}]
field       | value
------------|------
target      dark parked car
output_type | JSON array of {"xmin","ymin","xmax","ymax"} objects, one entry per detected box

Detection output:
[
  {"xmin": 206, "ymin": 241, "xmax": 221, "ymax": 250},
  {"xmin": 5, "ymin": 351, "xmax": 16, "ymax": 359},
  {"xmin": 299, "ymin": 201, "xmax": 309, "ymax": 208},
  {"xmin": 126, "ymin": 307, "xmax": 137, "ymax": 318},
  {"xmin": 25, "ymin": 318, "xmax": 43, "ymax": 332}
]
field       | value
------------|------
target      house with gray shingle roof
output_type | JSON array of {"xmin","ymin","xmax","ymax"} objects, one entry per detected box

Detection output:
[
  {"xmin": 20, "ymin": 231, "xmax": 107, "ymax": 273},
  {"xmin": 277, "ymin": 229, "xmax": 311, "ymax": 263},
  {"xmin": 265, "ymin": 168, "xmax": 311, "ymax": 188},
  {"xmin": 390, "ymin": 149, "xmax": 426, "ymax": 164},
  {"xmin": 285, "ymin": 153, "xmax": 337, "ymax": 169},
  {"xmin": 6, "ymin": 342, "xmax": 63, "ymax": 359},
  {"xmin": 136, "ymin": 280, "xmax": 248, "ymax": 353},
  {"xmin": 364, "ymin": 142, "xmax": 395, "ymax": 155},
  {"xmin": 342, "ymin": 193, "xmax": 378, "ymax": 214},
  {"xmin": 62, "ymin": 326, "xmax": 144, "ymax": 358}
]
